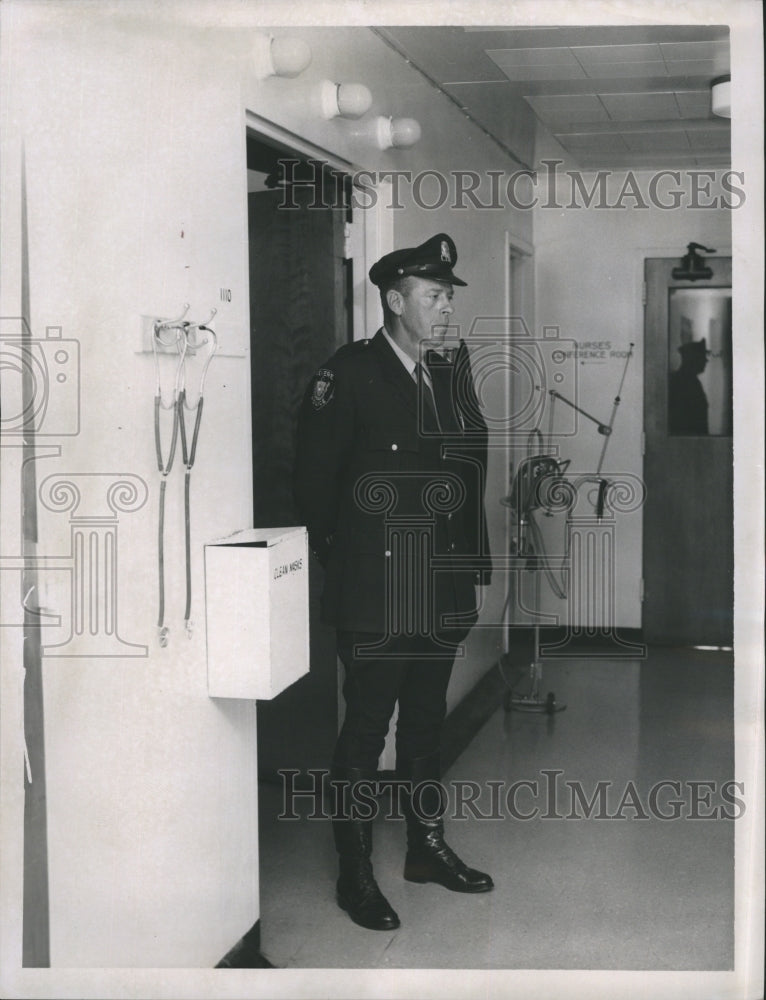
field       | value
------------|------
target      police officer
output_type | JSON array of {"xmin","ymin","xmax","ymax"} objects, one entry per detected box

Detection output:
[
  {"xmin": 294, "ymin": 233, "xmax": 493, "ymax": 932},
  {"xmin": 668, "ymin": 338, "xmax": 710, "ymax": 435}
]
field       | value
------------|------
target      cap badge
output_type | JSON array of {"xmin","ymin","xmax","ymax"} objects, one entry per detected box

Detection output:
[
  {"xmin": 440, "ymin": 240, "xmax": 451, "ymax": 263},
  {"xmin": 310, "ymin": 368, "xmax": 335, "ymax": 409}
]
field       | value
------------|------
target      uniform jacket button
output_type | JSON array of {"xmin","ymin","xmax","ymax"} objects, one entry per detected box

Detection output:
[
  {"xmin": 385, "ymin": 550, "xmax": 391, "ymax": 557},
  {"xmin": 391, "ymin": 443, "xmax": 398, "ymax": 451}
]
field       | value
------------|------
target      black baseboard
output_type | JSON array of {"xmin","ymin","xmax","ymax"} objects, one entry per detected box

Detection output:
[
  {"xmin": 508, "ymin": 624, "xmax": 646, "ymax": 658},
  {"xmin": 215, "ymin": 919, "xmax": 275, "ymax": 968}
]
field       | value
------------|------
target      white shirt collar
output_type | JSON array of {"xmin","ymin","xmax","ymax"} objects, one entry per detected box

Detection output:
[{"xmin": 380, "ymin": 327, "xmax": 430, "ymax": 384}]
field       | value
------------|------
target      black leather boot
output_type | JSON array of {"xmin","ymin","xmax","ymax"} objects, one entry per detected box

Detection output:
[
  {"xmin": 331, "ymin": 766, "xmax": 400, "ymax": 931},
  {"xmin": 397, "ymin": 753, "xmax": 494, "ymax": 894}
]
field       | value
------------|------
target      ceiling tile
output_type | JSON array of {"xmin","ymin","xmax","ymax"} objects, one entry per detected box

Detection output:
[
  {"xmin": 572, "ymin": 43, "xmax": 662, "ymax": 65},
  {"xmin": 600, "ymin": 92, "xmax": 681, "ymax": 121},
  {"xmin": 622, "ymin": 130, "xmax": 691, "ymax": 153},
  {"xmin": 487, "ymin": 63, "xmax": 589, "ymax": 82},
  {"xmin": 462, "ymin": 26, "xmax": 529, "ymax": 33},
  {"xmin": 659, "ymin": 40, "xmax": 726, "ymax": 61},
  {"xmin": 661, "ymin": 38, "xmax": 730, "ymax": 77},
  {"xmin": 488, "ymin": 46, "xmax": 585, "ymax": 68},
  {"xmin": 462, "ymin": 27, "xmax": 561, "ymax": 35},
  {"xmin": 486, "ymin": 47, "xmax": 587, "ymax": 81},
  {"xmin": 524, "ymin": 94, "xmax": 610, "ymax": 124},
  {"xmin": 462, "ymin": 25, "xmax": 729, "ymax": 46},
  {"xmin": 663, "ymin": 58, "xmax": 728, "ymax": 78},
  {"xmin": 584, "ymin": 61, "xmax": 669, "ymax": 80},
  {"xmin": 555, "ymin": 132, "xmax": 630, "ymax": 153},
  {"xmin": 461, "ymin": 27, "xmax": 571, "ymax": 42},
  {"xmin": 687, "ymin": 128, "xmax": 731, "ymax": 152},
  {"xmin": 694, "ymin": 155, "xmax": 731, "ymax": 168},
  {"xmin": 674, "ymin": 90, "xmax": 714, "ymax": 118},
  {"xmin": 573, "ymin": 152, "xmax": 729, "ymax": 170},
  {"xmin": 516, "ymin": 74, "xmax": 685, "ymax": 96}
]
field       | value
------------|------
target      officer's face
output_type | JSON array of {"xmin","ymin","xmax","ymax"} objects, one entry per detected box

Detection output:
[{"xmin": 397, "ymin": 277, "xmax": 455, "ymax": 346}]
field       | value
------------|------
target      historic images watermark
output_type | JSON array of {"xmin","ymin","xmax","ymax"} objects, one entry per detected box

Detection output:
[
  {"xmin": 277, "ymin": 768, "xmax": 746, "ymax": 823},
  {"xmin": 0, "ymin": 315, "xmax": 149, "ymax": 655},
  {"xmin": 274, "ymin": 158, "xmax": 746, "ymax": 212},
  {"xmin": 0, "ymin": 318, "xmax": 81, "ymax": 436}
]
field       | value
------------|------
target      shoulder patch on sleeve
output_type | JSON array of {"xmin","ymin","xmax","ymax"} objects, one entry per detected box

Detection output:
[{"xmin": 310, "ymin": 368, "xmax": 335, "ymax": 409}]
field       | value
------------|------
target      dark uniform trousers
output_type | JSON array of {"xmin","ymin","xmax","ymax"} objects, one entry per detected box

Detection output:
[
  {"xmin": 294, "ymin": 330, "xmax": 492, "ymax": 779},
  {"xmin": 334, "ymin": 631, "xmax": 456, "ymax": 773}
]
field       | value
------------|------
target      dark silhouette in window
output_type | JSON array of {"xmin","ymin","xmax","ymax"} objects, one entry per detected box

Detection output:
[{"xmin": 668, "ymin": 338, "xmax": 709, "ymax": 435}]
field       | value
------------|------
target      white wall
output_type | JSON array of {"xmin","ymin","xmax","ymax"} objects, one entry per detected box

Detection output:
[
  {"xmin": 1, "ymin": 7, "xmax": 533, "ymax": 967},
  {"xmin": 527, "ymin": 131, "xmax": 733, "ymax": 628},
  {"xmin": 2, "ymin": 5, "xmax": 256, "ymax": 969}
]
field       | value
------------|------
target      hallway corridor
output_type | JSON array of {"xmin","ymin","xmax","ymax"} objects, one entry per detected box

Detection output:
[{"xmin": 257, "ymin": 646, "xmax": 735, "ymax": 970}]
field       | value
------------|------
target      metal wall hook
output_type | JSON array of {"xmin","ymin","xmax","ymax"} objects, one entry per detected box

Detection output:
[
  {"xmin": 184, "ymin": 308, "xmax": 218, "ymax": 350},
  {"xmin": 154, "ymin": 303, "xmax": 190, "ymax": 335},
  {"xmin": 198, "ymin": 306, "xmax": 217, "ymax": 329}
]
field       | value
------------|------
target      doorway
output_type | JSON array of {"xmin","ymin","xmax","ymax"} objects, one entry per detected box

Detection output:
[
  {"xmin": 642, "ymin": 256, "xmax": 733, "ymax": 645},
  {"xmin": 247, "ymin": 132, "xmax": 353, "ymax": 778}
]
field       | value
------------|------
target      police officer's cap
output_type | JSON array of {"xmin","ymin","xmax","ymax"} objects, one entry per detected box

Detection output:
[
  {"xmin": 369, "ymin": 233, "xmax": 467, "ymax": 288},
  {"xmin": 678, "ymin": 338, "xmax": 708, "ymax": 357}
]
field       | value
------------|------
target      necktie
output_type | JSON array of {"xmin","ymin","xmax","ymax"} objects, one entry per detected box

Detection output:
[
  {"xmin": 425, "ymin": 352, "xmax": 462, "ymax": 432},
  {"xmin": 414, "ymin": 362, "xmax": 441, "ymax": 432}
]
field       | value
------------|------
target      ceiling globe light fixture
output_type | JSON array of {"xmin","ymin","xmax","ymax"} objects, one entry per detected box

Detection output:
[
  {"xmin": 711, "ymin": 75, "xmax": 731, "ymax": 118},
  {"xmin": 253, "ymin": 33, "xmax": 312, "ymax": 80},
  {"xmin": 316, "ymin": 80, "xmax": 373, "ymax": 120},
  {"xmin": 372, "ymin": 116, "xmax": 422, "ymax": 150}
]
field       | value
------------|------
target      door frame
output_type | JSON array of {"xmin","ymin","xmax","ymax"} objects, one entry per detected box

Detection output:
[{"xmin": 502, "ymin": 229, "xmax": 534, "ymax": 651}]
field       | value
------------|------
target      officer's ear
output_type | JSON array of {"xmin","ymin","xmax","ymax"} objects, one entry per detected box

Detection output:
[{"xmin": 385, "ymin": 286, "xmax": 405, "ymax": 316}]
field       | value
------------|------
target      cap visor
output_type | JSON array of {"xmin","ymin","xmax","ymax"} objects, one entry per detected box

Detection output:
[{"xmin": 445, "ymin": 271, "xmax": 467, "ymax": 286}]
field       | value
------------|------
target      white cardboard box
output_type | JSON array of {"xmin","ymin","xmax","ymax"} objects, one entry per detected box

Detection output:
[{"xmin": 204, "ymin": 526, "xmax": 309, "ymax": 699}]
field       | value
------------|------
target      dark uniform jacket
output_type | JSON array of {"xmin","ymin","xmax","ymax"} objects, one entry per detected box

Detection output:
[{"xmin": 294, "ymin": 329, "xmax": 492, "ymax": 642}]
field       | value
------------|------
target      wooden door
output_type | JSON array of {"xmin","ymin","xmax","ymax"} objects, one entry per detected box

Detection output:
[{"xmin": 643, "ymin": 257, "xmax": 733, "ymax": 645}]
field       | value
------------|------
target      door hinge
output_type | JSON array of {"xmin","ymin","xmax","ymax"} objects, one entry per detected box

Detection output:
[
  {"xmin": 640, "ymin": 577, "xmax": 645, "ymax": 602},
  {"xmin": 641, "ymin": 430, "xmax": 646, "ymax": 456},
  {"xmin": 641, "ymin": 280, "xmax": 647, "ymax": 306}
]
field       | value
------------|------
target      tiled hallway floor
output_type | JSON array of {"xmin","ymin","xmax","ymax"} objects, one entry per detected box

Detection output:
[{"xmin": 257, "ymin": 647, "xmax": 734, "ymax": 969}]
